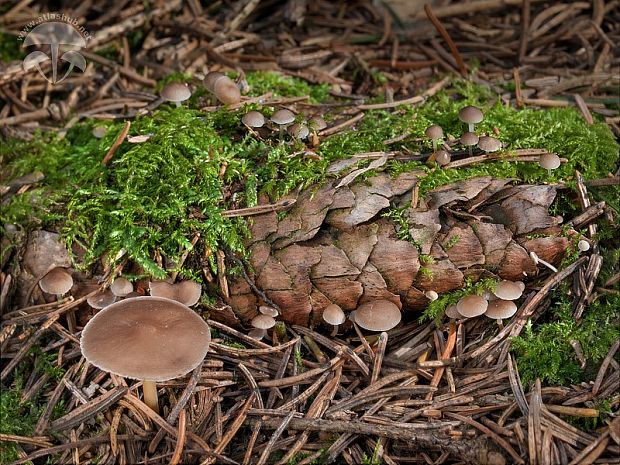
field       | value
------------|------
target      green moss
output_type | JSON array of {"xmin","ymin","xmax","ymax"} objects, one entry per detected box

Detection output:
[
  {"xmin": 246, "ymin": 71, "xmax": 330, "ymax": 103},
  {"xmin": 0, "ymin": 32, "xmax": 25, "ymax": 62}
]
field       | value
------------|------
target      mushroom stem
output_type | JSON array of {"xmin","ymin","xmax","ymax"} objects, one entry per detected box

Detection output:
[
  {"xmin": 468, "ymin": 146, "xmax": 473, "ymax": 157},
  {"xmin": 468, "ymin": 123, "xmax": 474, "ymax": 132},
  {"xmin": 530, "ymin": 251, "xmax": 558, "ymax": 273},
  {"xmin": 432, "ymin": 140, "xmax": 437, "ymax": 152},
  {"xmin": 142, "ymin": 380, "xmax": 159, "ymax": 414},
  {"xmin": 175, "ymin": 102, "xmax": 181, "ymax": 108}
]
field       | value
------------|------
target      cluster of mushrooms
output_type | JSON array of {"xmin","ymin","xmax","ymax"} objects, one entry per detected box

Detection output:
[
  {"xmin": 425, "ymin": 105, "xmax": 562, "ymax": 172},
  {"xmin": 444, "ymin": 280, "xmax": 525, "ymax": 322}
]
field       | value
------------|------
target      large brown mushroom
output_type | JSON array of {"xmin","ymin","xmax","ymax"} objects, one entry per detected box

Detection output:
[
  {"xmin": 80, "ymin": 296, "xmax": 211, "ymax": 413},
  {"xmin": 456, "ymin": 295, "xmax": 488, "ymax": 318},
  {"xmin": 160, "ymin": 83, "xmax": 191, "ymax": 108}
]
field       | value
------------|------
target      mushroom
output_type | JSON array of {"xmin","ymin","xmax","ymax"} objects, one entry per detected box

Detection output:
[
  {"xmin": 323, "ymin": 304, "xmax": 346, "ymax": 325},
  {"xmin": 425, "ymin": 125, "xmax": 444, "ymax": 152},
  {"xmin": 251, "ymin": 314, "xmax": 276, "ymax": 330},
  {"xmin": 80, "ymin": 296, "xmax": 211, "ymax": 413},
  {"xmin": 92, "ymin": 126, "xmax": 107, "ymax": 139},
  {"xmin": 242, "ymin": 111, "xmax": 265, "ymax": 129},
  {"xmin": 270, "ymin": 109, "xmax": 295, "ymax": 137},
  {"xmin": 212, "ymin": 76, "xmax": 241, "ymax": 105},
  {"xmin": 353, "ymin": 300, "xmax": 401, "ymax": 332},
  {"xmin": 204, "ymin": 72, "xmax": 225, "ymax": 92},
  {"xmin": 87, "ymin": 290, "xmax": 116, "ymax": 309},
  {"xmin": 432, "ymin": 150, "xmax": 451, "ymax": 167},
  {"xmin": 456, "ymin": 295, "xmax": 488, "ymax": 318},
  {"xmin": 493, "ymin": 280, "xmax": 523, "ymax": 301},
  {"xmin": 530, "ymin": 251, "xmax": 558, "ymax": 273},
  {"xmin": 424, "ymin": 290, "xmax": 439, "ymax": 301},
  {"xmin": 110, "ymin": 277, "xmax": 133, "ymax": 297},
  {"xmin": 539, "ymin": 153, "xmax": 561, "ymax": 175},
  {"xmin": 149, "ymin": 280, "xmax": 202, "ymax": 307},
  {"xmin": 458, "ymin": 106, "xmax": 484, "ymax": 132},
  {"xmin": 248, "ymin": 328, "xmax": 267, "ymax": 341},
  {"xmin": 445, "ymin": 304, "xmax": 460, "ymax": 319},
  {"xmin": 578, "ymin": 239, "xmax": 590, "ymax": 252},
  {"xmin": 39, "ymin": 267, "xmax": 73, "ymax": 296},
  {"xmin": 288, "ymin": 123, "xmax": 310, "ymax": 140},
  {"xmin": 160, "ymin": 82, "xmax": 191, "ymax": 108},
  {"xmin": 460, "ymin": 131, "xmax": 479, "ymax": 157},
  {"xmin": 259, "ymin": 305, "xmax": 279, "ymax": 317},
  {"xmin": 478, "ymin": 136, "xmax": 502, "ymax": 154},
  {"xmin": 485, "ymin": 299, "xmax": 518, "ymax": 320},
  {"xmin": 309, "ymin": 116, "xmax": 327, "ymax": 131}
]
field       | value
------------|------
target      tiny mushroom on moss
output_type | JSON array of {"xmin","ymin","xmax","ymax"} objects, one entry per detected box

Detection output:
[
  {"xmin": 271, "ymin": 109, "xmax": 296, "ymax": 137},
  {"xmin": 288, "ymin": 123, "xmax": 310, "ymax": 140},
  {"xmin": 213, "ymin": 76, "xmax": 241, "ymax": 105},
  {"xmin": 478, "ymin": 136, "xmax": 502, "ymax": 154},
  {"xmin": 110, "ymin": 277, "xmax": 133, "ymax": 297},
  {"xmin": 424, "ymin": 290, "xmax": 439, "ymax": 301},
  {"xmin": 425, "ymin": 125, "xmax": 444, "ymax": 152},
  {"xmin": 459, "ymin": 106, "xmax": 484, "ymax": 132},
  {"xmin": 309, "ymin": 116, "xmax": 327, "ymax": 131},
  {"xmin": 160, "ymin": 82, "xmax": 191, "ymax": 108},
  {"xmin": 353, "ymin": 300, "xmax": 401, "ymax": 332},
  {"xmin": 149, "ymin": 280, "xmax": 202, "ymax": 307},
  {"xmin": 92, "ymin": 126, "xmax": 107, "ymax": 139},
  {"xmin": 433, "ymin": 150, "xmax": 451, "ymax": 167},
  {"xmin": 80, "ymin": 296, "xmax": 211, "ymax": 413},
  {"xmin": 204, "ymin": 71, "xmax": 225, "ymax": 92},
  {"xmin": 460, "ymin": 131, "xmax": 479, "ymax": 157},
  {"xmin": 242, "ymin": 110, "xmax": 265, "ymax": 129},
  {"xmin": 493, "ymin": 280, "xmax": 523, "ymax": 300},
  {"xmin": 39, "ymin": 267, "xmax": 73, "ymax": 296},
  {"xmin": 456, "ymin": 295, "xmax": 488, "ymax": 318},
  {"xmin": 578, "ymin": 239, "xmax": 591, "ymax": 252},
  {"xmin": 259, "ymin": 305, "xmax": 279, "ymax": 317},
  {"xmin": 539, "ymin": 153, "xmax": 561, "ymax": 175},
  {"xmin": 323, "ymin": 304, "xmax": 346, "ymax": 326}
]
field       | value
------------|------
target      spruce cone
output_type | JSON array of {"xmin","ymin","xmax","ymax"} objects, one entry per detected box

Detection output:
[{"xmin": 226, "ymin": 174, "xmax": 568, "ymax": 326}]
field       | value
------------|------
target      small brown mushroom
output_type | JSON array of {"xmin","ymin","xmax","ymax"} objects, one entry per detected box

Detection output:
[
  {"xmin": 204, "ymin": 72, "xmax": 225, "ymax": 92},
  {"xmin": 242, "ymin": 111, "xmax": 265, "ymax": 129},
  {"xmin": 539, "ymin": 153, "xmax": 561, "ymax": 175},
  {"xmin": 493, "ymin": 280, "xmax": 523, "ymax": 301},
  {"xmin": 80, "ymin": 296, "xmax": 211, "ymax": 413},
  {"xmin": 433, "ymin": 150, "xmax": 451, "ymax": 167},
  {"xmin": 39, "ymin": 267, "xmax": 73, "ymax": 296},
  {"xmin": 478, "ymin": 136, "xmax": 502, "ymax": 154},
  {"xmin": 309, "ymin": 116, "xmax": 327, "ymax": 131},
  {"xmin": 92, "ymin": 126, "xmax": 107, "ymax": 139},
  {"xmin": 445, "ymin": 304, "xmax": 460, "ymax": 319},
  {"xmin": 270, "ymin": 109, "xmax": 296, "ymax": 137},
  {"xmin": 212, "ymin": 76, "xmax": 241, "ymax": 105},
  {"xmin": 248, "ymin": 328, "xmax": 267, "ymax": 341},
  {"xmin": 484, "ymin": 299, "xmax": 518, "ymax": 319},
  {"xmin": 288, "ymin": 123, "xmax": 310, "ymax": 140},
  {"xmin": 149, "ymin": 280, "xmax": 202, "ymax": 307},
  {"xmin": 460, "ymin": 131, "xmax": 479, "ymax": 157},
  {"xmin": 322, "ymin": 304, "xmax": 346, "ymax": 326},
  {"xmin": 251, "ymin": 314, "xmax": 276, "ymax": 330},
  {"xmin": 160, "ymin": 83, "xmax": 191, "ymax": 108},
  {"xmin": 87, "ymin": 290, "xmax": 116, "ymax": 309},
  {"xmin": 353, "ymin": 300, "xmax": 401, "ymax": 332},
  {"xmin": 424, "ymin": 290, "xmax": 439, "ymax": 301},
  {"xmin": 110, "ymin": 277, "xmax": 133, "ymax": 297},
  {"xmin": 578, "ymin": 239, "xmax": 590, "ymax": 252},
  {"xmin": 425, "ymin": 125, "xmax": 444, "ymax": 151},
  {"xmin": 459, "ymin": 106, "xmax": 484, "ymax": 132},
  {"xmin": 456, "ymin": 295, "xmax": 488, "ymax": 318},
  {"xmin": 259, "ymin": 305, "xmax": 279, "ymax": 317}
]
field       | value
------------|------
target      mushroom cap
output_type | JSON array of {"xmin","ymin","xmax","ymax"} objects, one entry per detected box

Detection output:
[
  {"xmin": 213, "ymin": 77, "xmax": 241, "ymax": 105},
  {"xmin": 259, "ymin": 305, "xmax": 279, "ymax": 317},
  {"xmin": 445, "ymin": 304, "xmax": 460, "ymax": 319},
  {"xmin": 110, "ymin": 277, "xmax": 133, "ymax": 297},
  {"xmin": 353, "ymin": 300, "xmax": 401, "ymax": 332},
  {"xmin": 39, "ymin": 268, "xmax": 73, "ymax": 295},
  {"xmin": 460, "ymin": 131, "xmax": 479, "ymax": 147},
  {"xmin": 434, "ymin": 150, "xmax": 451, "ymax": 166},
  {"xmin": 539, "ymin": 153, "xmax": 561, "ymax": 170},
  {"xmin": 160, "ymin": 83, "xmax": 191, "ymax": 103},
  {"xmin": 425, "ymin": 125, "xmax": 443, "ymax": 140},
  {"xmin": 248, "ymin": 328, "xmax": 267, "ymax": 341},
  {"xmin": 578, "ymin": 239, "xmax": 590, "ymax": 252},
  {"xmin": 288, "ymin": 123, "xmax": 309, "ymax": 139},
  {"xmin": 271, "ymin": 109, "xmax": 295, "ymax": 125},
  {"xmin": 458, "ymin": 106, "xmax": 484, "ymax": 125},
  {"xmin": 149, "ymin": 280, "xmax": 202, "ymax": 307},
  {"xmin": 456, "ymin": 295, "xmax": 488, "ymax": 318},
  {"xmin": 92, "ymin": 126, "xmax": 107, "ymax": 138},
  {"xmin": 493, "ymin": 280, "xmax": 523, "ymax": 300},
  {"xmin": 516, "ymin": 281, "xmax": 526, "ymax": 291},
  {"xmin": 80, "ymin": 296, "xmax": 211, "ymax": 381},
  {"xmin": 322, "ymin": 304, "xmax": 346, "ymax": 325},
  {"xmin": 204, "ymin": 72, "xmax": 225, "ymax": 92},
  {"xmin": 242, "ymin": 111, "xmax": 265, "ymax": 128},
  {"xmin": 485, "ymin": 299, "xmax": 518, "ymax": 319},
  {"xmin": 478, "ymin": 136, "xmax": 502, "ymax": 153},
  {"xmin": 87, "ymin": 290, "xmax": 116, "ymax": 309},
  {"xmin": 309, "ymin": 116, "xmax": 327, "ymax": 131},
  {"xmin": 425, "ymin": 290, "xmax": 439, "ymax": 301},
  {"xmin": 251, "ymin": 314, "xmax": 276, "ymax": 329}
]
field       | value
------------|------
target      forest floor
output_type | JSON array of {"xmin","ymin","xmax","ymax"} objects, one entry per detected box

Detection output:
[{"xmin": 0, "ymin": 1, "xmax": 619, "ymax": 464}]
